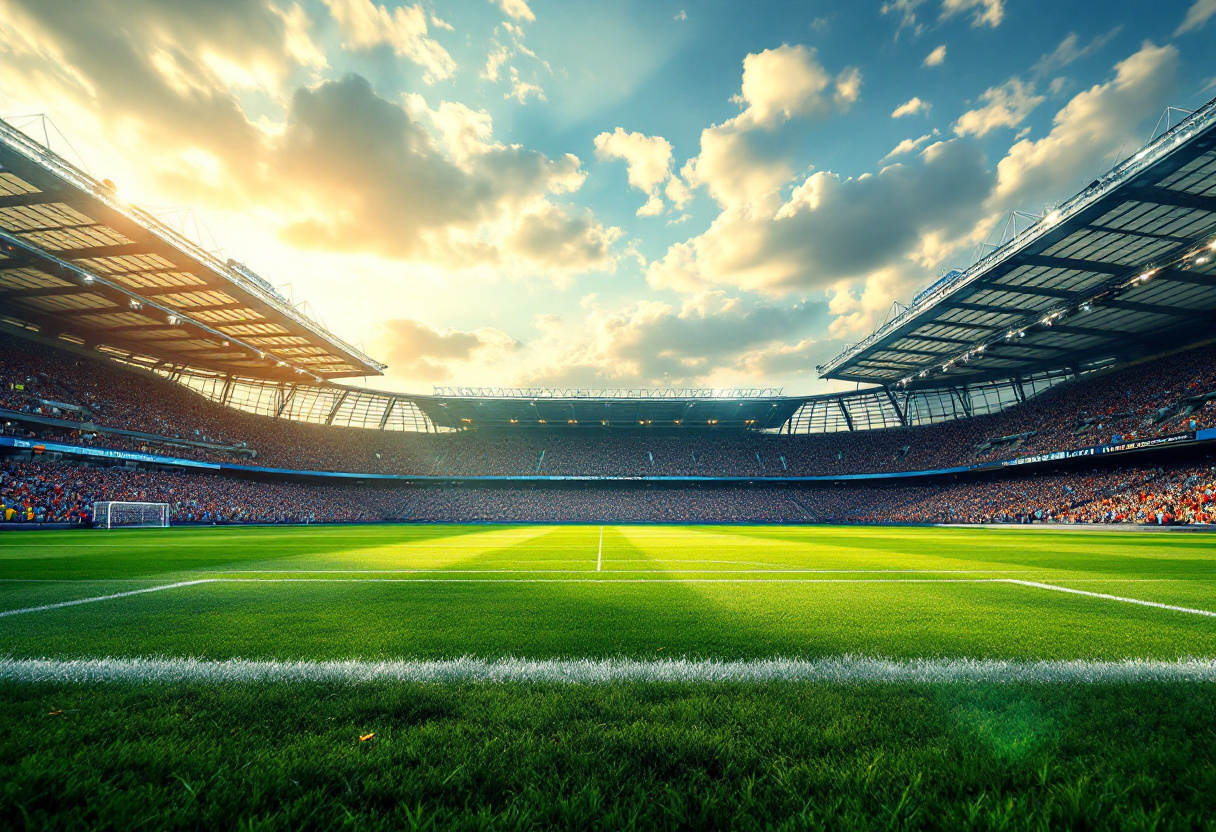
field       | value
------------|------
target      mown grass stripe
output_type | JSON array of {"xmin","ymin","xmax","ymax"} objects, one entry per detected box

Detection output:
[{"xmin": 2, "ymin": 656, "xmax": 1215, "ymax": 684}]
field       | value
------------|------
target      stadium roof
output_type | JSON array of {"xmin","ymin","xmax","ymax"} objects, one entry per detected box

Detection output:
[
  {"xmin": 411, "ymin": 388, "xmax": 801, "ymax": 430},
  {"xmin": 0, "ymin": 118, "xmax": 385, "ymax": 382},
  {"xmin": 820, "ymin": 95, "xmax": 1216, "ymax": 389}
]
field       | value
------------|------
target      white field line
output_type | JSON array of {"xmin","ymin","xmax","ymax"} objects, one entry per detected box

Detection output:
[
  {"xmin": 0, "ymin": 580, "xmax": 215, "ymax": 618},
  {"xmin": 1009, "ymin": 580, "xmax": 1216, "ymax": 617},
  {"xmin": 209, "ymin": 578, "xmax": 1024, "ymax": 584},
  {"xmin": 205, "ymin": 569, "xmax": 1037, "ymax": 575},
  {"xmin": 1, "ymin": 578, "xmax": 1211, "ymax": 619},
  {"xmin": 3, "ymin": 655, "xmax": 1216, "ymax": 685},
  {"xmin": 597, "ymin": 526, "xmax": 603, "ymax": 572}
]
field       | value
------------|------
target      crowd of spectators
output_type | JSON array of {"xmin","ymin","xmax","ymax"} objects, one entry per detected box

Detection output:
[
  {"xmin": 0, "ymin": 458, "xmax": 411, "ymax": 525},
  {"xmin": 4, "ymin": 333, "xmax": 1216, "ymax": 480},
  {"xmin": 4, "ymin": 453, "xmax": 1216, "ymax": 527},
  {"xmin": 405, "ymin": 485, "xmax": 815, "ymax": 524}
]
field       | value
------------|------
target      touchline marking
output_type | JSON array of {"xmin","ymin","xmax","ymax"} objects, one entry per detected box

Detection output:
[
  {"xmin": 597, "ymin": 526, "xmax": 603, "ymax": 573},
  {"xmin": 1008, "ymin": 580, "xmax": 1216, "ymax": 617},
  {"xmin": 0, "ymin": 580, "xmax": 216, "ymax": 618},
  {"xmin": 206, "ymin": 568, "xmax": 1037, "ymax": 575},
  {"xmin": 4, "ymin": 656, "xmax": 1215, "ymax": 685}
]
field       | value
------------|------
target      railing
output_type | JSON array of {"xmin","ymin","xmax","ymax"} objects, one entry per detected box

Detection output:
[
  {"xmin": 432, "ymin": 387, "xmax": 786, "ymax": 399},
  {"xmin": 0, "ymin": 117, "xmax": 386, "ymax": 375},
  {"xmin": 819, "ymin": 91, "xmax": 1216, "ymax": 377}
]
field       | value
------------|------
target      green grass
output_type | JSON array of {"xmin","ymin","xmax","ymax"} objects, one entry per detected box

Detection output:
[
  {"xmin": 4, "ymin": 681, "xmax": 1216, "ymax": 830},
  {"xmin": 1, "ymin": 524, "xmax": 1215, "ymax": 660},
  {"xmin": 2, "ymin": 523, "xmax": 1215, "ymax": 828}
]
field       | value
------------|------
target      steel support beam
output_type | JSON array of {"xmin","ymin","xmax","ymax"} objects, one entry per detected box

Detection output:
[
  {"xmin": 883, "ymin": 387, "xmax": 907, "ymax": 426},
  {"xmin": 837, "ymin": 398, "xmax": 854, "ymax": 431},
  {"xmin": 1016, "ymin": 254, "xmax": 1125, "ymax": 274},
  {"xmin": 324, "ymin": 390, "xmax": 350, "ymax": 425},
  {"xmin": 1125, "ymin": 186, "xmax": 1216, "ymax": 213}
]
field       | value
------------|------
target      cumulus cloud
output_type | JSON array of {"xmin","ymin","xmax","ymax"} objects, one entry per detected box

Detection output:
[
  {"xmin": 649, "ymin": 139, "xmax": 994, "ymax": 295},
  {"xmin": 503, "ymin": 202, "xmax": 621, "ymax": 272},
  {"xmin": 593, "ymin": 128, "xmax": 675, "ymax": 216},
  {"xmin": 523, "ymin": 293, "xmax": 830, "ymax": 387},
  {"xmin": 378, "ymin": 319, "xmax": 516, "ymax": 382},
  {"xmin": 490, "ymin": 0, "xmax": 535, "ymax": 23},
  {"xmin": 923, "ymin": 45, "xmax": 947, "ymax": 66},
  {"xmin": 940, "ymin": 0, "xmax": 1004, "ymax": 28},
  {"xmin": 953, "ymin": 78, "xmax": 1045, "ymax": 137},
  {"xmin": 0, "ymin": 0, "xmax": 314, "ymax": 193},
  {"xmin": 1176, "ymin": 0, "xmax": 1216, "ymax": 34},
  {"xmin": 681, "ymin": 45, "xmax": 860, "ymax": 212},
  {"xmin": 0, "ymin": 2, "xmax": 618, "ymax": 279},
  {"xmin": 273, "ymin": 76, "xmax": 613, "ymax": 274},
  {"xmin": 990, "ymin": 41, "xmax": 1179, "ymax": 216},
  {"xmin": 322, "ymin": 0, "xmax": 455, "ymax": 83},
  {"xmin": 892, "ymin": 97, "xmax": 931, "ymax": 118},
  {"xmin": 730, "ymin": 44, "xmax": 861, "ymax": 129}
]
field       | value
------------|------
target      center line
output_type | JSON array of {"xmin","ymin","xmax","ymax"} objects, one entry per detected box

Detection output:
[{"xmin": 597, "ymin": 527, "xmax": 603, "ymax": 572}]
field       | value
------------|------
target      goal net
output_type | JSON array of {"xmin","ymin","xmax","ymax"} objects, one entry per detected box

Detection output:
[{"xmin": 93, "ymin": 501, "xmax": 170, "ymax": 529}]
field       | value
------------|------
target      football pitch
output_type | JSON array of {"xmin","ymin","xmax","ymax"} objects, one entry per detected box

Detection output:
[{"xmin": 2, "ymin": 523, "xmax": 1215, "ymax": 828}]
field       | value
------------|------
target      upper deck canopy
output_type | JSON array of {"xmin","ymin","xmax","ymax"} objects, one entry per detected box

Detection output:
[
  {"xmin": 820, "ymin": 96, "xmax": 1216, "ymax": 388},
  {"xmin": 0, "ymin": 118, "xmax": 384, "ymax": 382}
]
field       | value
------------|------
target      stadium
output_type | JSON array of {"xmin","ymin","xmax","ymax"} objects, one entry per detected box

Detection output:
[{"xmin": 3, "ymin": 5, "xmax": 1216, "ymax": 828}]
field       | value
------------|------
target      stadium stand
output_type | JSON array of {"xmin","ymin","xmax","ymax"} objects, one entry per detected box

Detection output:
[
  {"xmin": 4, "ymin": 332, "xmax": 1216, "ymax": 478},
  {"xmin": 5, "ymin": 97, "xmax": 1216, "ymax": 529},
  {"xmin": 4, "ymin": 455, "xmax": 1215, "ymax": 526}
]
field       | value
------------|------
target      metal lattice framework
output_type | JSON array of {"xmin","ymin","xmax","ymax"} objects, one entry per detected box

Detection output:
[
  {"xmin": 821, "ymin": 94, "xmax": 1216, "ymax": 389},
  {"xmin": 108, "ymin": 355, "xmax": 1072, "ymax": 435}
]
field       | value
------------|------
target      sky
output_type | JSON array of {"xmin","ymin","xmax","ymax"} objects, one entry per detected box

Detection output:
[{"xmin": 0, "ymin": 0, "xmax": 1214, "ymax": 395}]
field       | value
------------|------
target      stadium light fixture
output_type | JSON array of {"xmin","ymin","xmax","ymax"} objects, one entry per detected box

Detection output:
[
  {"xmin": 166, "ymin": 314, "xmax": 179, "ymax": 326},
  {"xmin": 128, "ymin": 299, "xmax": 142, "ymax": 310},
  {"xmin": 568, "ymin": 419, "xmax": 577, "ymax": 424},
  {"xmin": 81, "ymin": 275, "xmax": 94, "ymax": 286},
  {"xmin": 1139, "ymin": 270, "xmax": 1156, "ymax": 282},
  {"xmin": 1195, "ymin": 256, "xmax": 1209, "ymax": 265},
  {"xmin": 1080, "ymin": 303, "xmax": 1091, "ymax": 312}
]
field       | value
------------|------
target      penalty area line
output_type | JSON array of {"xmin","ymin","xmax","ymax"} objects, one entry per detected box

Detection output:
[
  {"xmin": 0, "ymin": 580, "xmax": 216, "ymax": 618},
  {"xmin": 1007, "ymin": 580, "xmax": 1216, "ymax": 617},
  {"xmin": 597, "ymin": 526, "xmax": 603, "ymax": 573}
]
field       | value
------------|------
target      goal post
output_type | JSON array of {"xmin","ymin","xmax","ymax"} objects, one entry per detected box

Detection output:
[{"xmin": 92, "ymin": 501, "xmax": 170, "ymax": 529}]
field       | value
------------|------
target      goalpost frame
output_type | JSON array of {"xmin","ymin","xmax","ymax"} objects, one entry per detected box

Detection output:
[{"xmin": 92, "ymin": 501, "xmax": 171, "ymax": 529}]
